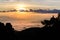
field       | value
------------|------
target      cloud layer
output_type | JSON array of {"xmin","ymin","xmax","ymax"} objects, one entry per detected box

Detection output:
[{"xmin": 0, "ymin": 0, "xmax": 60, "ymax": 9}]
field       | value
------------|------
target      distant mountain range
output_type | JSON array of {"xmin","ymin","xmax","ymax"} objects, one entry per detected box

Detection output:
[
  {"xmin": 0, "ymin": 9, "xmax": 60, "ymax": 13},
  {"xmin": 19, "ymin": 9, "xmax": 60, "ymax": 13},
  {"xmin": 29, "ymin": 9, "xmax": 60, "ymax": 13}
]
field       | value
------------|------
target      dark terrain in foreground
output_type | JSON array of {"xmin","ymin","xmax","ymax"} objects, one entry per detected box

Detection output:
[{"xmin": 0, "ymin": 14, "xmax": 60, "ymax": 40}]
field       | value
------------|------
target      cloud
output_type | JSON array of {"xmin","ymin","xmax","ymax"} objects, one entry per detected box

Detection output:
[
  {"xmin": 0, "ymin": 0, "xmax": 60, "ymax": 2},
  {"xmin": 0, "ymin": 0, "xmax": 31, "ymax": 2},
  {"xmin": 0, "ymin": 0, "xmax": 16, "ymax": 2},
  {"xmin": 0, "ymin": 16, "xmax": 19, "ymax": 22},
  {"xmin": 0, "ymin": 0, "xmax": 60, "ymax": 9}
]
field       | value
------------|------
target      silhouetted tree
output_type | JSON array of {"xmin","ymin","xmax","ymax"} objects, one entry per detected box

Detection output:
[
  {"xmin": 0, "ymin": 22, "xmax": 4, "ymax": 31},
  {"xmin": 41, "ymin": 13, "xmax": 60, "ymax": 32},
  {"xmin": 5, "ymin": 23, "xmax": 17, "ymax": 40},
  {"xmin": 5, "ymin": 23, "xmax": 14, "ymax": 33}
]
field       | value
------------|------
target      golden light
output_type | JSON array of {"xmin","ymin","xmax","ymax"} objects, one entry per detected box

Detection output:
[{"xmin": 16, "ymin": 4, "xmax": 27, "ymax": 10}]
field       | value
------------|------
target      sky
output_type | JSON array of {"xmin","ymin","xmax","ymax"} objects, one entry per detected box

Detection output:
[
  {"xmin": 0, "ymin": 0, "xmax": 60, "ymax": 10},
  {"xmin": 0, "ymin": 0, "xmax": 59, "ymax": 31}
]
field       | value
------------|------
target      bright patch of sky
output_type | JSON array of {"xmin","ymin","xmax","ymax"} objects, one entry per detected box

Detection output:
[{"xmin": 0, "ymin": 0, "xmax": 60, "ymax": 9}]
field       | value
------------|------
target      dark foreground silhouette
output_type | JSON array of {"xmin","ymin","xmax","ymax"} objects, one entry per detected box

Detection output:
[{"xmin": 0, "ymin": 14, "xmax": 60, "ymax": 40}]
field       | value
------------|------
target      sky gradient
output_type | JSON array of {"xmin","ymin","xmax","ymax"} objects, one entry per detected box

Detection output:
[{"xmin": 0, "ymin": 0, "xmax": 60, "ymax": 10}]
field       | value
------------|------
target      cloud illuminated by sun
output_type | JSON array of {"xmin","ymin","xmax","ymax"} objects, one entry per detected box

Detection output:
[{"xmin": 16, "ymin": 4, "xmax": 27, "ymax": 10}]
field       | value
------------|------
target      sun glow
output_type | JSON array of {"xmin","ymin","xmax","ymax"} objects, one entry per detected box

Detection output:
[{"xmin": 16, "ymin": 4, "xmax": 27, "ymax": 10}]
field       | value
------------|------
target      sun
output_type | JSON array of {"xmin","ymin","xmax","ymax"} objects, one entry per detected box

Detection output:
[
  {"xmin": 19, "ymin": 7, "xmax": 26, "ymax": 10},
  {"xmin": 16, "ymin": 4, "xmax": 27, "ymax": 10}
]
